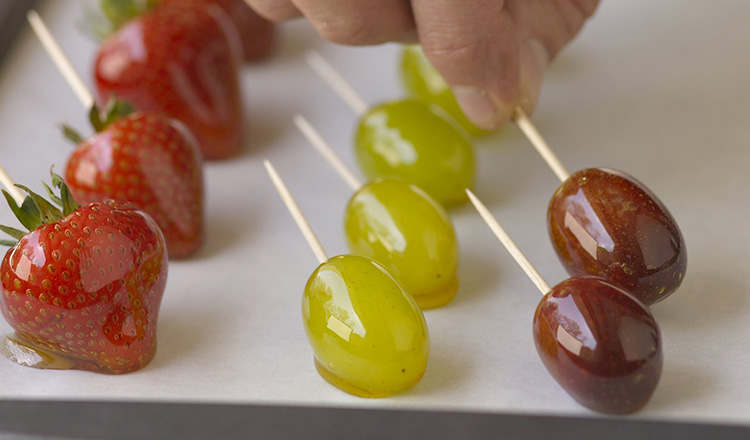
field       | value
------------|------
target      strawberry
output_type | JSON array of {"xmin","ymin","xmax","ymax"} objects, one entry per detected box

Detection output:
[
  {"xmin": 0, "ymin": 172, "xmax": 167, "ymax": 374},
  {"xmin": 93, "ymin": 0, "xmax": 244, "ymax": 160},
  {"xmin": 207, "ymin": 0, "xmax": 277, "ymax": 62},
  {"xmin": 63, "ymin": 99, "xmax": 204, "ymax": 259}
]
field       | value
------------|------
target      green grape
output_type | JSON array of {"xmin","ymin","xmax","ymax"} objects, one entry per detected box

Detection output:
[
  {"xmin": 303, "ymin": 255, "xmax": 430, "ymax": 397},
  {"xmin": 355, "ymin": 99, "xmax": 475, "ymax": 207},
  {"xmin": 344, "ymin": 177, "xmax": 458, "ymax": 309},
  {"xmin": 400, "ymin": 45, "xmax": 490, "ymax": 137}
]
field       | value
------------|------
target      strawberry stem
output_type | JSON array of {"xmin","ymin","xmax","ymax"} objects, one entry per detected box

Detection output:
[
  {"xmin": 89, "ymin": 98, "xmax": 134, "ymax": 132},
  {"xmin": 61, "ymin": 98, "xmax": 135, "ymax": 146}
]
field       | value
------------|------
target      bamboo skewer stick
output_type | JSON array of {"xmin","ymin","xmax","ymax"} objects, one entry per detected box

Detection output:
[
  {"xmin": 264, "ymin": 160, "xmax": 328, "ymax": 264},
  {"xmin": 466, "ymin": 188, "xmax": 551, "ymax": 295},
  {"xmin": 513, "ymin": 107, "xmax": 569, "ymax": 182},
  {"xmin": 27, "ymin": 10, "xmax": 94, "ymax": 109},
  {"xmin": 305, "ymin": 50, "xmax": 368, "ymax": 117},
  {"xmin": 0, "ymin": 165, "xmax": 25, "ymax": 206},
  {"xmin": 293, "ymin": 115, "xmax": 362, "ymax": 191}
]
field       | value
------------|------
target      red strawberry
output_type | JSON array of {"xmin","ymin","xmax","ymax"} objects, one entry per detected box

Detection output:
[
  {"xmin": 0, "ymin": 174, "xmax": 167, "ymax": 374},
  {"xmin": 63, "ymin": 100, "xmax": 204, "ymax": 259},
  {"xmin": 207, "ymin": 0, "xmax": 277, "ymax": 61},
  {"xmin": 93, "ymin": 0, "xmax": 244, "ymax": 160}
]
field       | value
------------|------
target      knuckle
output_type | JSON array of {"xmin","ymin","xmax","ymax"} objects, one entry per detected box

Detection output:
[
  {"xmin": 420, "ymin": 35, "xmax": 482, "ymax": 76},
  {"xmin": 316, "ymin": 16, "xmax": 378, "ymax": 45},
  {"xmin": 246, "ymin": 0, "xmax": 298, "ymax": 22}
]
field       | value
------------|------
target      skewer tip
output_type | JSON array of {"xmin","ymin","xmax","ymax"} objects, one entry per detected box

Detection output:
[
  {"xmin": 26, "ymin": 9, "xmax": 40, "ymax": 22},
  {"xmin": 0, "ymin": 165, "xmax": 26, "ymax": 206}
]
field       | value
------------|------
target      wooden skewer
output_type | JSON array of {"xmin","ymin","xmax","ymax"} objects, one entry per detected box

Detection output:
[
  {"xmin": 513, "ymin": 107, "xmax": 569, "ymax": 182},
  {"xmin": 27, "ymin": 10, "xmax": 94, "ymax": 109},
  {"xmin": 264, "ymin": 160, "xmax": 328, "ymax": 264},
  {"xmin": 0, "ymin": 165, "xmax": 26, "ymax": 206},
  {"xmin": 466, "ymin": 188, "xmax": 551, "ymax": 295},
  {"xmin": 305, "ymin": 50, "xmax": 368, "ymax": 117},
  {"xmin": 293, "ymin": 115, "xmax": 362, "ymax": 192}
]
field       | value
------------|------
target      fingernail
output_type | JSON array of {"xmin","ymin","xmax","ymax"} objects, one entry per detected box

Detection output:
[{"xmin": 453, "ymin": 86, "xmax": 498, "ymax": 129}]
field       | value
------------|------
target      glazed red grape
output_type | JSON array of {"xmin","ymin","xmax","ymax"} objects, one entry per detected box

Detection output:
[
  {"xmin": 548, "ymin": 168, "xmax": 687, "ymax": 305},
  {"xmin": 533, "ymin": 276, "xmax": 662, "ymax": 414}
]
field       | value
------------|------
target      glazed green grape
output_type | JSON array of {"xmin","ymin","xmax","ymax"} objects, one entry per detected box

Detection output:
[
  {"xmin": 400, "ymin": 45, "xmax": 489, "ymax": 137},
  {"xmin": 303, "ymin": 255, "xmax": 430, "ymax": 397},
  {"xmin": 344, "ymin": 177, "xmax": 458, "ymax": 309},
  {"xmin": 355, "ymin": 99, "xmax": 475, "ymax": 207}
]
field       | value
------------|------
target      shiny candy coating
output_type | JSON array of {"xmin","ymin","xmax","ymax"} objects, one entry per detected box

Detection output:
[
  {"xmin": 0, "ymin": 201, "xmax": 168, "ymax": 374},
  {"xmin": 355, "ymin": 99, "xmax": 475, "ymax": 207},
  {"xmin": 399, "ymin": 45, "xmax": 488, "ymax": 137},
  {"xmin": 344, "ymin": 178, "xmax": 458, "ymax": 309},
  {"xmin": 94, "ymin": 0, "xmax": 243, "ymax": 160},
  {"xmin": 533, "ymin": 276, "xmax": 662, "ymax": 414},
  {"xmin": 66, "ymin": 112, "xmax": 204, "ymax": 259},
  {"xmin": 548, "ymin": 168, "xmax": 687, "ymax": 305},
  {"xmin": 303, "ymin": 255, "xmax": 429, "ymax": 397}
]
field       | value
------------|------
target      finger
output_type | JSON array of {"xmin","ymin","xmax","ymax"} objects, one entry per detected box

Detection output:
[
  {"xmin": 291, "ymin": 0, "xmax": 416, "ymax": 45},
  {"xmin": 412, "ymin": 0, "xmax": 519, "ymax": 129},
  {"xmin": 509, "ymin": 0, "xmax": 600, "ymax": 113},
  {"xmin": 244, "ymin": 0, "xmax": 301, "ymax": 21},
  {"xmin": 517, "ymin": 38, "xmax": 549, "ymax": 114}
]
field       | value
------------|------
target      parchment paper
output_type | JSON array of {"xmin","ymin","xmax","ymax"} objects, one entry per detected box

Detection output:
[{"xmin": 0, "ymin": 0, "xmax": 748, "ymax": 426}]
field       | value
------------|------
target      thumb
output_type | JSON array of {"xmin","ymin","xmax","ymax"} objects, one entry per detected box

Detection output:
[
  {"xmin": 517, "ymin": 38, "xmax": 550, "ymax": 114},
  {"xmin": 413, "ymin": 0, "xmax": 520, "ymax": 130}
]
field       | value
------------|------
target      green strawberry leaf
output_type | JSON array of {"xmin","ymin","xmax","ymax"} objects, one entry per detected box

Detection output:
[
  {"xmin": 100, "ymin": 0, "xmax": 138, "ymax": 32},
  {"xmin": 14, "ymin": 185, "xmax": 63, "ymax": 225},
  {"xmin": 0, "ymin": 239, "xmax": 17, "ymax": 247},
  {"xmin": 2, "ymin": 171, "xmax": 81, "ymax": 232},
  {"xmin": 59, "ymin": 182, "xmax": 80, "ymax": 217},
  {"xmin": 62, "ymin": 124, "xmax": 85, "ymax": 145},
  {"xmin": 83, "ymin": 0, "xmax": 161, "ymax": 41},
  {"xmin": 89, "ymin": 104, "xmax": 106, "ymax": 132},
  {"xmin": 2, "ymin": 190, "xmax": 40, "ymax": 231},
  {"xmin": 50, "ymin": 169, "xmax": 80, "ymax": 216},
  {"xmin": 99, "ymin": 0, "xmax": 161, "ymax": 34},
  {"xmin": 90, "ymin": 98, "xmax": 135, "ymax": 132},
  {"xmin": 80, "ymin": 4, "xmax": 112, "ymax": 41},
  {"xmin": 43, "ymin": 182, "xmax": 64, "ymax": 207},
  {"xmin": 104, "ymin": 99, "xmax": 135, "ymax": 125},
  {"xmin": 50, "ymin": 171, "xmax": 65, "ymax": 188},
  {"xmin": 0, "ymin": 225, "xmax": 25, "ymax": 240}
]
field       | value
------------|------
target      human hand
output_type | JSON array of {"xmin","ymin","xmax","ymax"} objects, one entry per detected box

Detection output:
[{"xmin": 244, "ymin": 0, "xmax": 599, "ymax": 129}]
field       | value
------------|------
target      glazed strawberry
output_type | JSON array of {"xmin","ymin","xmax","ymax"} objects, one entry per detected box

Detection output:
[
  {"xmin": 207, "ymin": 0, "xmax": 277, "ymax": 61},
  {"xmin": 93, "ymin": 0, "xmax": 244, "ymax": 160},
  {"xmin": 64, "ymin": 100, "xmax": 204, "ymax": 259},
  {"xmin": 0, "ymin": 174, "xmax": 167, "ymax": 374}
]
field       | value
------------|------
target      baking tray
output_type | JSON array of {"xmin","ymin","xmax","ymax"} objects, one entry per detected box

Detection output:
[{"xmin": 1, "ymin": 0, "xmax": 749, "ymax": 438}]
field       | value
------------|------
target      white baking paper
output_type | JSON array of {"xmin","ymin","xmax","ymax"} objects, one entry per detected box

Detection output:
[{"xmin": 0, "ymin": 0, "xmax": 748, "ymax": 425}]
